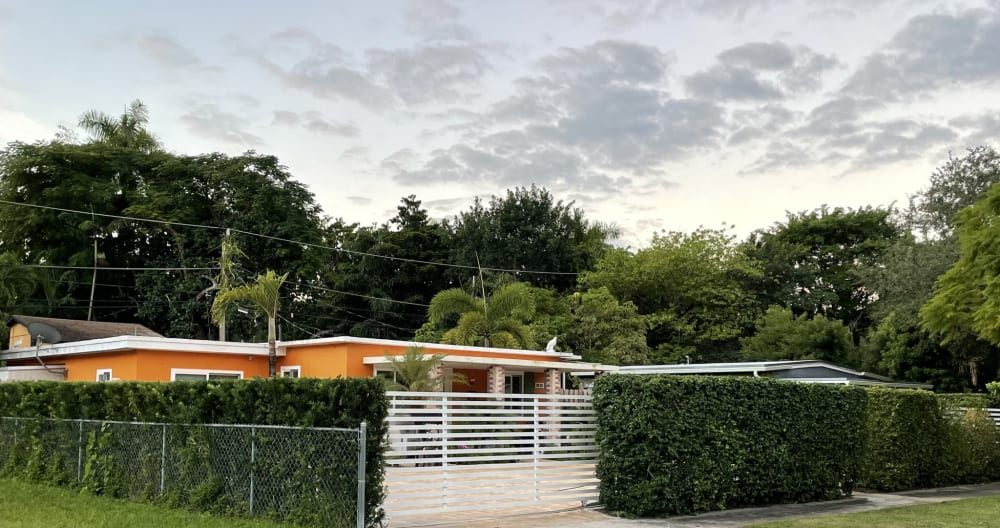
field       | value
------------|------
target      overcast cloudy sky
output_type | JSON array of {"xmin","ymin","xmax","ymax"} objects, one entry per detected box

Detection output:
[{"xmin": 1, "ymin": 0, "xmax": 998, "ymax": 245}]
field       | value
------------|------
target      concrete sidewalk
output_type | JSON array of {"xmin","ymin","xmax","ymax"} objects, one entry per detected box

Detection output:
[{"xmin": 395, "ymin": 482, "xmax": 1000, "ymax": 527}]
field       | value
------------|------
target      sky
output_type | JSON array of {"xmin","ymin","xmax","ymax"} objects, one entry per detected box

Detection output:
[{"xmin": 1, "ymin": 0, "xmax": 998, "ymax": 246}]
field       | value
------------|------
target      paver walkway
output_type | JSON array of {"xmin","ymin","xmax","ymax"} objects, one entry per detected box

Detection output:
[{"xmin": 387, "ymin": 482, "xmax": 1000, "ymax": 528}]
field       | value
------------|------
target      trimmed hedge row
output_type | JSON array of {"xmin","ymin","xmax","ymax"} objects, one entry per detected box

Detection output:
[
  {"xmin": 862, "ymin": 388, "xmax": 1000, "ymax": 491},
  {"xmin": 593, "ymin": 375, "xmax": 866, "ymax": 516},
  {"xmin": 0, "ymin": 378, "xmax": 388, "ymax": 527}
]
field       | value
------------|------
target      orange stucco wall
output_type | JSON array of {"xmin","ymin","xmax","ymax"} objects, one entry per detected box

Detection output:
[
  {"xmin": 135, "ymin": 350, "xmax": 269, "ymax": 380},
  {"xmin": 282, "ymin": 344, "xmax": 349, "ymax": 378},
  {"xmin": 61, "ymin": 351, "xmax": 139, "ymax": 381},
  {"xmin": 453, "ymin": 368, "xmax": 487, "ymax": 392},
  {"xmin": 7, "ymin": 324, "xmax": 32, "ymax": 350}
]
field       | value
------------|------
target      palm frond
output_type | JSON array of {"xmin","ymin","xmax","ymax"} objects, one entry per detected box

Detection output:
[
  {"xmin": 492, "ymin": 319, "xmax": 535, "ymax": 349},
  {"xmin": 489, "ymin": 282, "xmax": 535, "ymax": 321},
  {"xmin": 428, "ymin": 288, "xmax": 483, "ymax": 324}
]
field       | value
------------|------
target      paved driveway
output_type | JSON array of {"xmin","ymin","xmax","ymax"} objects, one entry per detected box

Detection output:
[{"xmin": 386, "ymin": 482, "xmax": 1000, "ymax": 528}]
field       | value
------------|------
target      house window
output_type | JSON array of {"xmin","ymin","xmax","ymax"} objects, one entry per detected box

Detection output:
[
  {"xmin": 504, "ymin": 373, "xmax": 524, "ymax": 394},
  {"xmin": 280, "ymin": 365, "xmax": 301, "ymax": 378},
  {"xmin": 96, "ymin": 369, "xmax": 113, "ymax": 382},
  {"xmin": 170, "ymin": 368, "xmax": 243, "ymax": 381},
  {"xmin": 375, "ymin": 369, "xmax": 398, "ymax": 383}
]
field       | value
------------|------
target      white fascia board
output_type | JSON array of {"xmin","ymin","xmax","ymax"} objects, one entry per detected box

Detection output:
[
  {"xmin": 277, "ymin": 335, "xmax": 578, "ymax": 360},
  {"xmin": 618, "ymin": 360, "xmax": 873, "ymax": 377},
  {"xmin": 363, "ymin": 355, "xmax": 615, "ymax": 372},
  {"xmin": 0, "ymin": 336, "xmax": 270, "ymax": 361},
  {"xmin": 786, "ymin": 378, "xmax": 933, "ymax": 390}
]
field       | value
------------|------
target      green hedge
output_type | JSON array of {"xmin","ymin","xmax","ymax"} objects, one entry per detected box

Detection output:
[
  {"xmin": 936, "ymin": 393, "xmax": 990, "ymax": 409},
  {"xmin": 593, "ymin": 375, "xmax": 866, "ymax": 517},
  {"xmin": 0, "ymin": 378, "xmax": 387, "ymax": 527},
  {"xmin": 861, "ymin": 388, "xmax": 1000, "ymax": 491}
]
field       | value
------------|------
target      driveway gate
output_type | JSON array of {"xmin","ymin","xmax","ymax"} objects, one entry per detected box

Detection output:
[{"xmin": 383, "ymin": 391, "xmax": 599, "ymax": 523}]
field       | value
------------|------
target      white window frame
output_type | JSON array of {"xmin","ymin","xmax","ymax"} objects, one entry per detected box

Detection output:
[
  {"xmin": 170, "ymin": 368, "xmax": 244, "ymax": 381},
  {"xmin": 96, "ymin": 369, "xmax": 113, "ymax": 382},
  {"xmin": 280, "ymin": 365, "xmax": 301, "ymax": 378}
]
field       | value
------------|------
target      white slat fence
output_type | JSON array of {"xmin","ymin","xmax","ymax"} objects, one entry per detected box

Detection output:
[{"xmin": 383, "ymin": 391, "xmax": 599, "ymax": 520}]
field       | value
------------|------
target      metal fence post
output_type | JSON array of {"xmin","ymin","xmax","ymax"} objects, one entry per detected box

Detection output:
[
  {"xmin": 160, "ymin": 424, "xmax": 167, "ymax": 494},
  {"xmin": 356, "ymin": 421, "xmax": 367, "ymax": 528},
  {"xmin": 249, "ymin": 426, "xmax": 256, "ymax": 515},
  {"xmin": 77, "ymin": 420, "xmax": 83, "ymax": 483}
]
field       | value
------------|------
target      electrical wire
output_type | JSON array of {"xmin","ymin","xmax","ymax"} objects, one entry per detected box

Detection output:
[{"xmin": 0, "ymin": 199, "xmax": 580, "ymax": 276}]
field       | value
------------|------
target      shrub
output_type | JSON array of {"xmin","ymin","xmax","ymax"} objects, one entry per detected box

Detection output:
[
  {"xmin": 987, "ymin": 382, "xmax": 1000, "ymax": 407},
  {"xmin": 860, "ymin": 388, "xmax": 943, "ymax": 490},
  {"xmin": 860, "ymin": 388, "xmax": 1000, "ymax": 491},
  {"xmin": 0, "ymin": 378, "xmax": 387, "ymax": 527},
  {"xmin": 593, "ymin": 375, "xmax": 866, "ymax": 517}
]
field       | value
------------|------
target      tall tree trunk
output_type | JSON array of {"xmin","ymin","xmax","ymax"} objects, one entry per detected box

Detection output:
[{"xmin": 268, "ymin": 316, "xmax": 277, "ymax": 378}]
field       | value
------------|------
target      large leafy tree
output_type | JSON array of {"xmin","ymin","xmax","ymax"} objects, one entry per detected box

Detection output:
[
  {"xmin": 563, "ymin": 287, "xmax": 650, "ymax": 365},
  {"xmin": 581, "ymin": 228, "xmax": 761, "ymax": 363},
  {"xmin": 211, "ymin": 270, "xmax": 288, "ymax": 377},
  {"xmin": 428, "ymin": 281, "xmax": 536, "ymax": 349},
  {"xmin": 741, "ymin": 306, "xmax": 856, "ymax": 365},
  {"xmin": 920, "ymin": 180, "xmax": 1000, "ymax": 387},
  {"xmin": 327, "ymin": 196, "xmax": 453, "ymax": 340},
  {"xmin": 743, "ymin": 206, "xmax": 899, "ymax": 335},
  {"xmin": 0, "ymin": 102, "xmax": 333, "ymax": 339},
  {"xmin": 447, "ymin": 185, "xmax": 617, "ymax": 291}
]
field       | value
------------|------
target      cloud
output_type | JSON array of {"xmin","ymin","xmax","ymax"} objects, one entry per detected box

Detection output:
[
  {"xmin": 179, "ymin": 103, "xmax": 262, "ymax": 146},
  {"xmin": 843, "ymin": 5, "xmax": 1000, "ymax": 101},
  {"xmin": 685, "ymin": 41, "xmax": 838, "ymax": 100},
  {"xmin": 248, "ymin": 26, "xmax": 496, "ymax": 109},
  {"xmin": 385, "ymin": 40, "xmax": 723, "ymax": 197},
  {"xmin": 366, "ymin": 44, "xmax": 492, "ymax": 105},
  {"xmin": 949, "ymin": 112, "xmax": 1000, "ymax": 150},
  {"xmin": 271, "ymin": 110, "xmax": 360, "ymax": 136},
  {"xmin": 346, "ymin": 196, "xmax": 372, "ymax": 206},
  {"xmin": 403, "ymin": 0, "xmax": 474, "ymax": 42},
  {"xmin": 137, "ymin": 34, "xmax": 221, "ymax": 72}
]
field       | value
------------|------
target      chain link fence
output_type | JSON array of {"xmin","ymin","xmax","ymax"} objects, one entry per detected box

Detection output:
[{"xmin": 0, "ymin": 417, "xmax": 367, "ymax": 528}]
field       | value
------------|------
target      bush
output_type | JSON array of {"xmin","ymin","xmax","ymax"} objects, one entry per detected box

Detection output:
[
  {"xmin": 0, "ymin": 378, "xmax": 387, "ymax": 527},
  {"xmin": 860, "ymin": 388, "xmax": 1000, "ymax": 491},
  {"xmin": 936, "ymin": 393, "xmax": 990, "ymax": 409},
  {"xmin": 987, "ymin": 382, "xmax": 1000, "ymax": 407},
  {"xmin": 593, "ymin": 375, "xmax": 866, "ymax": 517}
]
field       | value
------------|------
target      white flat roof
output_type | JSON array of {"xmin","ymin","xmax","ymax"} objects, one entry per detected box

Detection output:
[
  {"xmin": 0, "ymin": 335, "xmax": 270, "ymax": 360},
  {"xmin": 364, "ymin": 355, "xmax": 615, "ymax": 372},
  {"xmin": 278, "ymin": 335, "xmax": 582, "ymax": 360}
]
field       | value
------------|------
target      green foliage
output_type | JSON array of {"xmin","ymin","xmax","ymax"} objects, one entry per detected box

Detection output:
[
  {"xmin": 77, "ymin": 99, "xmax": 160, "ymax": 152},
  {"xmin": 910, "ymin": 146, "xmax": 1000, "ymax": 238},
  {"xmin": 860, "ymin": 388, "xmax": 1000, "ymax": 491},
  {"xmin": 593, "ymin": 375, "xmax": 865, "ymax": 517},
  {"xmin": 329, "ymin": 197, "xmax": 454, "ymax": 340},
  {"xmin": 744, "ymin": 206, "xmax": 899, "ymax": 335},
  {"xmin": 212, "ymin": 271, "xmax": 288, "ymax": 377},
  {"xmin": 920, "ymin": 180, "xmax": 1000, "ymax": 387},
  {"xmin": 448, "ymin": 185, "xmax": 616, "ymax": 291},
  {"xmin": 935, "ymin": 393, "xmax": 990, "ymax": 409},
  {"xmin": 563, "ymin": 287, "xmax": 650, "ymax": 365},
  {"xmin": 429, "ymin": 281, "xmax": 536, "ymax": 349},
  {"xmin": 859, "ymin": 315, "xmax": 970, "ymax": 392},
  {"xmin": 383, "ymin": 347, "xmax": 467, "ymax": 391},
  {"xmin": 741, "ymin": 306, "xmax": 857, "ymax": 364},
  {"xmin": 581, "ymin": 228, "xmax": 761, "ymax": 363},
  {"xmin": 0, "ymin": 378, "xmax": 388, "ymax": 527},
  {"xmin": 987, "ymin": 382, "xmax": 1000, "ymax": 407}
]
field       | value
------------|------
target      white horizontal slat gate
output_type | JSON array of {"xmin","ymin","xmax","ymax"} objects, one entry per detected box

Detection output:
[{"xmin": 383, "ymin": 391, "xmax": 599, "ymax": 523}]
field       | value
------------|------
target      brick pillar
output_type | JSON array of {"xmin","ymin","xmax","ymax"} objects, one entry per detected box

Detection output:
[
  {"xmin": 486, "ymin": 365, "xmax": 505, "ymax": 394},
  {"xmin": 544, "ymin": 369, "xmax": 561, "ymax": 395},
  {"xmin": 430, "ymin": 363, "xmax": 444, "ymax": 391}
]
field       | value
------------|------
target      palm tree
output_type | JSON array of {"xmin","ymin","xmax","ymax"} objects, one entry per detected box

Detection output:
[
  {"xmin": 211, "ymin": 270, "xmax": 288, "ymax": 377},
  {"xmin": 428, "ymin": 281, "xmax": 536, "ymax": 349},
  {"xmin": 0, "ymin": 253, "xmax": 35, "ymax": 310},
  {"xmin": 78, "ymin": 99, "xmax": 160, "ymax": 152},
  {"xmin": 384, "ymin": 347, "xmax": 467, "ymax": 391}
]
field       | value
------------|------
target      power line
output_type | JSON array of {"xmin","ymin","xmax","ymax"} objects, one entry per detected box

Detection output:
[
  {"xmin": 0, "ymin": 199, "xmax": 580, "ymax": 276},
  {"xmin": 24, "ymin": 265, "xmax": 216, "ymax": 271},
  {"xmin": 289, "ymin": 280, "xmax": 430, "ymax": 307}
]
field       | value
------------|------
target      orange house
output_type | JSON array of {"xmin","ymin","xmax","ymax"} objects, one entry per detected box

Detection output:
[{"xmin": 0, "ymin": 316, "xmax": 613, "ymax": 393}]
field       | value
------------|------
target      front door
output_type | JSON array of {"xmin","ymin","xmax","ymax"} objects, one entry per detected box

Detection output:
[{"xmin": 504, "ymin": 373, "xmax": 523, "ymax": 394}]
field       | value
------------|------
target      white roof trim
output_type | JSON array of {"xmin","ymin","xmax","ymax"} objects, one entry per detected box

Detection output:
[
  {"xmin": 277, "ymin": 335, "xmax": 582, "ymax": 360},
  {"xmin": 364, "ymin": 355, "xmax": 616, "ymax": 372},
  {"xmin": 0, "ymin": 335, "xmax": 269, "ymax": 361},
  {"xmin": 617, "ymin": 360, "xmax": 891, "ymax": 380}
]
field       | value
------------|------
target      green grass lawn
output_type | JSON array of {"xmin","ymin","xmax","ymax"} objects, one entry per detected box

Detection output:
[
  {"xmin": 0, "ymin": 480, "xmax": 285, "ymax": 528},
  {"xmin": 750, "ymin": 495, "xmax": 1000, "ymax": 528}
]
